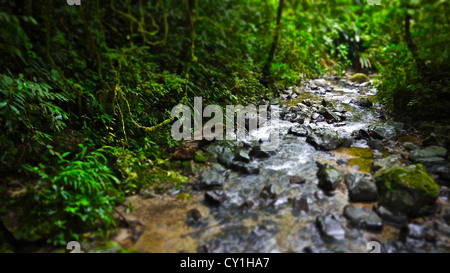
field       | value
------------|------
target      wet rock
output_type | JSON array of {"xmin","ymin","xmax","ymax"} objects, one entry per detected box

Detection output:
[
  {"xmin": 186, "ymin": 209, "xmax": 206, "ymax": 227},
  {"xmin": 288, "ymin": 124, "xmax": 311, "ymax": 137},
  {"xmin": 283, "ymin": 112, "xmax": 306, "ymax": 124},
  {"xmin": 343, "ymin": 205, "xmax": 383, "ymax": 231},
  {"xmin": 386, "ymin": 140, "xmax": 396, "ymax": 148},
  {"xmin": 367, "ymin": 139, "xmax": 384, "ymax": 151},
  {"xmin": 316, "ymin": 215, "xmax": 346, "ymax": 241},
  {"xmin": 292, "ymin": 197, "xmax": 309, "ymax": 214},
  {"xmin": 410, "ymin": 146, "xmax": 447, "ymax": 161},
  {"xmin": 437, "ymin": 164, "xmax": 450, "ymax": 181},
  {"xmin": 402, "ymin": 223, "xmax": 436, "ymax": 242},
  {"xmin": 235, "ymin": 150, "xmax": 251, "ymax": 163},
  {"xmin": 217, "ymin": 147, "xmax": 236, "ymax": 168},
  {"xmin": 238, "ymin": 200, "xmax": 254, "ymax": 210},
  {"xmin": 302, "ymin": 99, "xmax": 312, "ymax": 107},
  {"xmin": 205, "ymin": 190, "xmax": 228, "ymax": 206},
  {"xmin": 403, "ymin": 142, "xmax": 420, "ymax": 151},
  {"xmin": 443, "ymin": 208, "xmax": 450, "ymax": 225},
  {"xmin": 307, "ymin": 129, "xmax": 343, "ymax": 151},
  {"xmin": 376, "ymin": 164, "xmax": 440, "ymax": 217},
  {"xmin": 318, "ymin": 107, "xmax": 340, "ymax": 122},
  {"xmin": 249, "ymin": 144, "xmax": 276, "ymax": 158},
  {"xmin": 372, "ymin": 155, "xmax": 402, "ymax": 176},
  {"xmin": 230, "ymin": 161, "xmax": 259, "ymax": 174},
  {"xmin": 197, "ymin": 164, "xmax": 227, "ymax": 190},
  {"xmin": 368, "ymin": 123, "xmax": 397, "ymax": 141},
  {"xmin": 309, "ymin": 80, "xmax": 318, "ymax": 90},
  {"xmin": 374, "ymin": 205, "xmax": 407, "ymax": 227},
  {"xmin": 409, "ymin": 146, "xmax": 447, "ymax": 173},
  {"xmin": 314, "ymin": 79, "xmax": 328, "ymax": 87},
  {"xmin": 289, "ymin": 176, "xmax": 306, "ymax": 184},
  {"xmin": 259, "ymin": 184, "xmax": 277, "ymax": 207},
  {"xmin": 352, "ymin": 129, "xmax": 371, "ymax": 140},
  {"xmin": 345, "ymin": 173, "xmax": 378, "ymax": 202},
  {"xmin": 358, "ymin": 98, "xmax": 373, "ymax": 108},
  {"xmin": 317, "ymin": 163, "xmax": 343, "ymax": 191},
  {"xmin": 422, "ymin": 133, "xmax": 446, "ymax": 147}
]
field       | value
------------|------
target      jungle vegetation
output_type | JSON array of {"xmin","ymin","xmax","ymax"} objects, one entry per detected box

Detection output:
[{"xmin": 0, "ymin": 0, "xmax": 448, "ymax": 249}]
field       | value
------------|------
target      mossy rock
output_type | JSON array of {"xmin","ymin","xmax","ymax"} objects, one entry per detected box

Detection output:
[
  {"xmin": 348, "ymin": 73, "xmax": 370, "ymax": 84},
  {"xmin": 377, "ymin": 164, "xmax": 440, "ymax": 217},
  {"xmin": 194, "ymin": 151, "xmax": 206, "ymax": 163}
]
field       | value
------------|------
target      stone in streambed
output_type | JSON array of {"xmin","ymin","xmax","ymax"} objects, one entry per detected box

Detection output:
[
  {"xmin": 205, "ymin": 190, "xmax": 228, "ymax": 206},
  {"xmin": 317, "ymin": 163, "xmax": 343, "ymax": 191},
  {"xmin": 288, "ymin": 124, "xmax": 311, "ymax": 137},
  {"xmin": 316, "ymin": 215, "xmax": 346, "ymax": 241},
  {"xmin": 343, "ymin": 205, "xmax": 383, "ymax": 231},
  {"xmin": 197, "ymin": 164, "xmax": 227, "ymax": 190},
  {"xmin": 376, "ymin": 164, "xmax": 440, "ymax": 217},
  {"xmin": 345, "ymin": 172, "xmax": 378, "ymax": 202},
  {"xmin": 367, "ymin": 139, "xmax": 384, "ymax": 151},
  {"xmin": 307, "ymin": 129, "xmax": 343, "ymax": 151}
]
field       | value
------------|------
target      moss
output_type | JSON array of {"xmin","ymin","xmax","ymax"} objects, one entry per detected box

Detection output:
[
  {"xmin": 380, "ymin": 164, "xmax": 439, "ymax": 198},
  {"xmin": 348, "ymin": 73, "xmax": 370, "ymax": 84},
  {"xmin": 194, "ymin": 151, "xmax": 206, "ymax": 163}
]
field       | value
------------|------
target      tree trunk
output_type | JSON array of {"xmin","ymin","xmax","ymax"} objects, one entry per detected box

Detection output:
[
  {"xmin": 403, "ymin": 5, "xmax": 428, "ymax": 77},
  {"xmin": 261, "ymin": 0, "xmax": 285, "ymax": 87}
]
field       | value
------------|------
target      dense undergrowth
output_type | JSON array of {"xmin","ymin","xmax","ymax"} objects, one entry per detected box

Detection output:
[{"xmin": 0, "ymin": 0, "xmax": 448, "ymax": 249}]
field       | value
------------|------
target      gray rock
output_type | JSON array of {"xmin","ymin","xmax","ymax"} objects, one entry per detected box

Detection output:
[
  {"xmin": 367, "ymin": 139, "xmax": 384, "ymax": 151},
  {"xmin": 403, "ymin": 142, "xmax": 420, "ymax": 151},
  {"xmin": 205, "ymin": 190, "xmax": 227, "ymax": 206},
  {"xmin": 409, "ymin": 146, "xmax": 448, "ymax": 172},
  {"xmin": 316, "ymin": 215, "xmax": 346, "ymax": 241},
  {"xmin": 217, "ymin": 147, "xmax": 235, "ymax": 168},
  {"xmin": 403, "ymin": 223, "xmax": 436, "ymax": 242},
  {"xmin": 288, "ymin": 124, "xmax": 311, "ymax": 137},
  {"xmin": 259, "ymin": 184, "xmax": 277, "ymax": 207},
  {"xmin": 374, "ymin": 205, "xmax": 407, "ymax": 227},
  {"xmin": 409, "ymin": 146, "xmax": 447, "ymax": 161},
  {"xmin": 368, "ymin": 123, "xmax": 397, "ymax": 141},
  {"xmin": 358, "ymin": 98, "xmax": 373, "ymax": 108},
  {"xmin": 437, "ymin": 164, "xmax": 450, "ymax": 181},
  {"xmin": 289, "ymin": 176, "xmax": 306, "ymax": 184},
  {"xmin": 197, "ymin": 164, "xmax": 227, "ymax": 189},
  {"xmin": 345, "ymin": 173, "xmax": 378, "ymax": 202},
  {"xmin": 317, "ymin": 163, "xmax": 343, "ymax": 191},
  {"xmin": 422, "ymin": 133, "xmax": 446, "ymax": 147},
  {"xmin": 302, "ymin": 99, "xmax": 312, "ymax": 107},
  {"xmin": 230, "ymin": 161, "xmax": 259, "ymax": 174},
  {"xmin": 372, "ymin": 155, "xmax": 402, "ymax": 176},
  {"xmin": 235, "ymin": 150, "xmax": 251, "ymax": 163},
  {"xmin": 249, "ymin": 144, "xmax": 276, "ymax": 158},
  {"xmin": 307, "ymin": 129, "xmax": 344, "ymax": 151},
  {"xmin": 292, "ymin": 197, "xmax": 309, "ymax": 213},
  {"xmin": 343, "ymin": 205, "xmax": 383, "ymax": 231},
  {"xmin": 318, "ymin": 107, "xmax": 340, "ymax": 122}
]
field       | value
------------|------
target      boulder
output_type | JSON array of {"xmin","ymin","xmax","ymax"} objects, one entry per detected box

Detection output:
[
  {"xmin": 348, "ymin": 73, "xmax": 370, "ymax": 84},
  {"xmin": 288, "ymin": 124, "xmax": 311, "ymax": 137},
  {"xmin": 317, "ymin": 163, "xmax": 343, "ymax": 191},
  {"xmin": 345, "ymin": 173, "xmax": 378, "ymax": 202},
  {"xmin": 343, "ymin": 205, "xmax": 383, "ymax": 231},
  {"xmin": 367, "ymin": 139, "xmax": 384, "ymax": 151},
  {"xmin": 376, "ymin": 164, "xmax": 440, "ymax": 217},
  {"xmin": 197, "ymin": 164, "xmax": 227, "ymax": 190},
  {"xmin": 316, "ymin": 215, "xmax": 346, "ymax": 241},
  {"xmin": 307, "ymin": 129, "xmax": 344, "ymax": 150},
  {"xmin": 368, "ymin": 123, "xmax": 397, "ymax": 141},
  {"xmin": 358, "ymin": 98, "xmax": 373, "ymax": 108}
]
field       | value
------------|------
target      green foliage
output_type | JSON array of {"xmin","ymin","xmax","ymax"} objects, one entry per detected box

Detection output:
[{"xmin": 15, "ymin": 145, "xmax": 123, "ymax": 245}]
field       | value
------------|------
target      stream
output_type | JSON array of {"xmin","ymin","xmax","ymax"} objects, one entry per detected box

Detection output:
[{"xmin": 112, "ymin": 78, "xmax": 450, "ymax": 253}]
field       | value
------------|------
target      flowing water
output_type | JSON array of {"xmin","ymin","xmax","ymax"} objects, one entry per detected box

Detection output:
[{"xmin": 114, "ymin": 80, "xmax": 450, "ymax": 253}]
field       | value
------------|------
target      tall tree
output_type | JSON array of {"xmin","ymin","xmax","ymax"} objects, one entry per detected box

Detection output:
[{"xmin": 261, "ymin": 0, "xmax": 285, "ymax": 87}]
